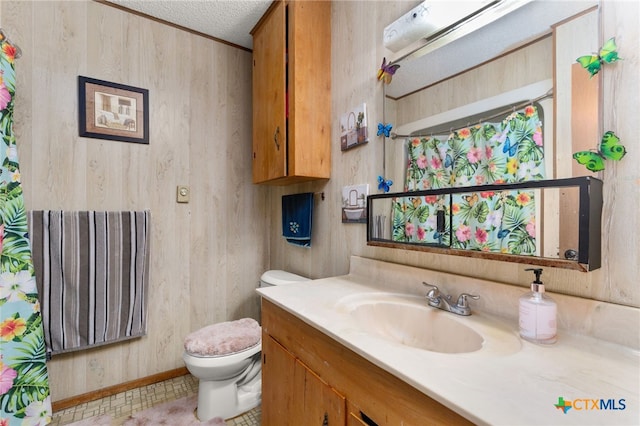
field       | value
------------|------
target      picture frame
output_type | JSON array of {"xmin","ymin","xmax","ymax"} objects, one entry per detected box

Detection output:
[
  {"xmin": 341, "ymin": 184, "xmax": 369, "ymax": 223},
  {"xmin": 339, "ymin": 103, "xmax": 369, "ymax": 151},
  {"xmin": 78, "ymin": 76, "xmax": 149, "ymax": 144}
]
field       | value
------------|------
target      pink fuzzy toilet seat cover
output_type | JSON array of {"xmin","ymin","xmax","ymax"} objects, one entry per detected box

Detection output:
[{"xmin": 184, "ymin": 318, "xmax": 261, "ymax": 356}]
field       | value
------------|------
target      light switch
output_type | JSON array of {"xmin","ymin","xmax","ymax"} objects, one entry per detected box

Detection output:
[{"xmin": 177, "ymin": 185, "xmax": 190, "ymax": 203}]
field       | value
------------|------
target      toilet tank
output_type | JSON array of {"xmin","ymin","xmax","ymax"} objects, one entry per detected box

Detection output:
[{"xmin": 260, "ymin": 270, "xmax": 310, "ymax": 287}]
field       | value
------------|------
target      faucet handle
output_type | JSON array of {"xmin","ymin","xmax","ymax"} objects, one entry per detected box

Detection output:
[
  {"xmin": 456, "ymin": 293, "xmax": 480, "ymax": 308},
  {"xmin": 422, "ymin": 282, "xmax": 439, "ymax": 298}
]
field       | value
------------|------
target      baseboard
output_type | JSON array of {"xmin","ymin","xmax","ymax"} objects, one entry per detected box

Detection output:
[{"xmin": 52, "ymin": 367, "xmax": 189, "ymax": 412}]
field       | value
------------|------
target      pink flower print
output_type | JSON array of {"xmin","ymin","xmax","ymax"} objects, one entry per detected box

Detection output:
[
  {"xmin": 526, "ymin": 220, "xmax": 536, "ymax": 238},
  {"xmin": 405, "ymin": 222, "xmax": 415, "ymax": 237},
  {"xmin": 475, "ymin": 228, "xmax": 488, "ymax": 244},
  {"xmin": 485, "ymin": 145, "xmax": 493, "ymax": 159},
  {"xmin": 417, "ymin": 154, "xmax": 428, "ymax": 169},
  {"xmin": 0, "ymin": 360, "xmax": 18, "ymax": 395},
  {"xmin": 467, "ymin": 146, "xmax": 482, "ymax": 164},
  {"xmin": 411, "ymin": 138, "xmax": 421, "ymax": 147},
  {"xmin": 425, "ymin": 195, "xmax": 438, "ymax": 204},
  {"xmin": 0, "ymin": 83, "xmax": 11, "ymax": 111},
  {"xmin": 430, "ymin": 156, "xmax": 442, "ymax": 169},
  {"xmin": 533, "ymin": 128, "xmax": 543, "ymax": 146},
  {"xmin": 456, "ymin": 224, "xmax": 471, "ymax": 242},
  {"xmin": 474, "ymin": 175, "xmax": 486, "ymax": 185},
  {"xmin": 417, "ymin": 226, "xmax": 426, "ymax": 241}
]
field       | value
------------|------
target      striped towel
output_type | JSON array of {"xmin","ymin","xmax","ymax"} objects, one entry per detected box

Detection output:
[{"xmin": 28, "ymin": 210, "xmax": 150, "ymax": 355}]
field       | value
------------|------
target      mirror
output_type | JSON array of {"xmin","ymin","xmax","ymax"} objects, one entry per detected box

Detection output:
[
  {"xmin": 368, "ymin": 177, "xmax": 603, "ymax": 271},
  {"xmin": 377, "ymin": 0, "xmax": 602, "ymax": 270}
]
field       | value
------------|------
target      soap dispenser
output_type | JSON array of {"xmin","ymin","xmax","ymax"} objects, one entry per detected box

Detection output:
[{"xmin": 518, "ymin": 268, "xmax": 557, "ymax": 344}]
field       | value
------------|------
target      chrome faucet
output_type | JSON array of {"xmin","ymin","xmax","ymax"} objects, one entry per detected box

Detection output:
[{"xmin": 422, "ymin": 282, "xmax": 479, "ymax": 316}]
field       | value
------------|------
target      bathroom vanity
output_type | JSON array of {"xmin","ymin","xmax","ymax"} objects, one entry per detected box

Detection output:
[
  {"xmin": 258, "ymin": 256, "xmax": 639, "ymax": 425},
  {"xmin": 261, "ymin": 299, "xmax": 470, "ymax": 425}
]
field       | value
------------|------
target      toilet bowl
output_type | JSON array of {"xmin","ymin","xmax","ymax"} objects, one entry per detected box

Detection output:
[{"xmin": 183, "ymin": 270, "xmax": 309, "ymax": 421}]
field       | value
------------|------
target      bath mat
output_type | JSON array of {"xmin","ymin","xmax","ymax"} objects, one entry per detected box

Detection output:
[
  {"xmin": 123, "ymin": 395, "xmax": 226, "ymax": 425},
  {"xmin": 67, "ymin": 414, "xmax": 112, "ymax": 425}
]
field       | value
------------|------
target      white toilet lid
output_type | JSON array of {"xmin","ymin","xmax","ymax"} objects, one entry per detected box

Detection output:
[{"xmin": 261, "ymin": 270, "xmax": 310, "ymax": 286}]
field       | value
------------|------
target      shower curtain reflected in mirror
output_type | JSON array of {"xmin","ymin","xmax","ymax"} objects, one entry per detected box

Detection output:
[
  {"xmin": 0, "ymin": 31, "xmax": 52, "ymax": 425},
  {"xmin": 393, "ymin": 106, "xmax": 544, "ymax": 255}
]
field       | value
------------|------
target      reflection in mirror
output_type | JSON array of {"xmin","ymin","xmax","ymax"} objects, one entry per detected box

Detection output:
[
  {"xmin": 368, "ymin": 178, "xmax": 602, "ymax": 271},
  {"xmin": 377, "ymin": 1, "xmax": 601, "ymax": 270},
  {"xmin": 385, "ymin": 0, "xmax": 599, "ymax": 99}
]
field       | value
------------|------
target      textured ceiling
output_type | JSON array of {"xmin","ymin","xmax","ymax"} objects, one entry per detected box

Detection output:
[{"xmin": 105, "ymin": 0, "xmax": 273, "ymax": 49}]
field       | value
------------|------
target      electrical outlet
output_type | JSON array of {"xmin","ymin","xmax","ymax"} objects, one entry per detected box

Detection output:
[{"xmin": 177, "ymin": 185, "xmax": 190, "ymax": 203}]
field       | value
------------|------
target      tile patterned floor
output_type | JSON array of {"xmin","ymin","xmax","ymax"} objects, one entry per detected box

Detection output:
[{"xmin": 51, "ymin": 374, "xmax": 261, "ymax": 425}]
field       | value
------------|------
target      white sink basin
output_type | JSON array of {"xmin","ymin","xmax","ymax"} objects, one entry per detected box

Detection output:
[
  {"xmin": 351, "ymin": 301, "xmax": 483, "ymax": 353},
  {"xmin": 337, "ymin": 292, "xmax": 520, "ymax": 355}
]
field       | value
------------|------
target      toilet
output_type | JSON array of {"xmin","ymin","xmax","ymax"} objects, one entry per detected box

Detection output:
[{"xmin": 182, "ymin": 270, "xmax": 309, "ymax": 421}]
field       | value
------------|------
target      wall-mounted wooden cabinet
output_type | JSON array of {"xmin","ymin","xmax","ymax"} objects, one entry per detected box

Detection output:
[{"xmin": 251, "ymin": 0, "xmax": 331, "ymax": 185}]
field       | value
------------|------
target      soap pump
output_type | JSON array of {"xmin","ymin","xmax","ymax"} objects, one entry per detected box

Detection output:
[{"xmin": 518, "ymin": 268, "xmax": 557, "ymax": 344}]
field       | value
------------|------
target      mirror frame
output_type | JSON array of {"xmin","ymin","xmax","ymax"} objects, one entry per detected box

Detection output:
[{"xmin": 367, "ymin": 177, "xmax": 602, "ymax": 272}]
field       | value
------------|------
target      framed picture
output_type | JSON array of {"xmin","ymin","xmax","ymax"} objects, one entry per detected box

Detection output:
[
  {"xmin": 339, "ymin": 103, "xmax": 369, "ymax": 151},
  {"xmin": 341, "ymin": 184, "xmax": 369, "ymax": 223},
  {"xmin": 78, "ymin": 76, "xmax": 149, "ymax": 144}
]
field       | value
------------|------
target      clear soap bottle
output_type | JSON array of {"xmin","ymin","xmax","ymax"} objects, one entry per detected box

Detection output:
[{"xmin": 518, "ymin": 268, "xmax": 557, "ymax": 344}]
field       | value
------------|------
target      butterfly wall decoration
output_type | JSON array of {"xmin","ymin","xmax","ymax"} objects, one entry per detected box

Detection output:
[
  {"xmin": 573, "ymin": 131, "xmax": 627, "ymax": 172},
  {"xmin": 576, "ymin": 37, "xmax": 621, "ymax": 77},
  {"xmin": 377, "ymin": 122, "xmax": 392, "ymax": 137},
  {"xmin": 377, "ymin": 57, "xmax": 400, "ymax": 84},
  {"xmin": 377, "ymin": 176, "xmax": 393, "ymax": 193}
]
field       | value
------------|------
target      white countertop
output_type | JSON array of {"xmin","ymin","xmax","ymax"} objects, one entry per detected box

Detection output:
[{"xmin": 257, "ymin": 258, "xmax": 639, "ymax": 426}]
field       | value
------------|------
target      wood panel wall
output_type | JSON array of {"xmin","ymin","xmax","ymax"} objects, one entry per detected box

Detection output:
[{"xmin": 0, "ymin": 1, "xmax": 267, "ymax": 401}]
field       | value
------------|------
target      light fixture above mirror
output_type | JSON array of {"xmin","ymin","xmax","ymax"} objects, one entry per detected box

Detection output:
[{"xmin": 385, "ymin": 0, "xmax": 599, "ymax": 99}]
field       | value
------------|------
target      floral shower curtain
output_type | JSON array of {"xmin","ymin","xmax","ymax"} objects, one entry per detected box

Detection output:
[
  {"xmin": 0, "ymin": 33, "xmax": 52, "ymax": 425},
  {"xmin": 393, "ymin": 105, "xmax": 544, "ymax": 255}
]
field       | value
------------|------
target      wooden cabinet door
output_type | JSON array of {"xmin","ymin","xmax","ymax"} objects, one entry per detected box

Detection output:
[
  {"xmin": 293, "ymin": 359, "xmax": 346, "ymax": 426},
  {"xmin": 262, "ymin": 334, "xmax": 296, "ymax": 425},
  {"xmin": 262, "ymin": 333, "xmax": 346, "ymax": 425},
  {"xmin": 252, "ymin": 1, "xmax": 286, "ymax": 183}
]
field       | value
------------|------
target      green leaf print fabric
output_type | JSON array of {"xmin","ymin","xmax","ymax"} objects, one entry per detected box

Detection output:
[
  {"xmin": 393, "ymin": 106, "xmax": 543, "ymax": 255},
  {"xmin": 0, "ymin": 37, "xmax": 52, "ymax": 425}
]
